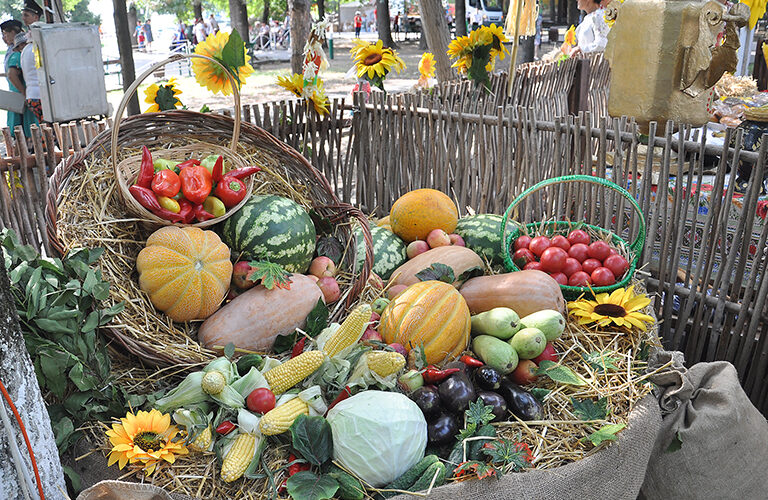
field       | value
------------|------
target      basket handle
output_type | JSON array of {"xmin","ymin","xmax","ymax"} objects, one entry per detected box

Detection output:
[
  {"xmin": 501, "ymin": 175, "xmax": 647, "ymax": 255},
  {"xmin": 110, "ymin": 53, "xmax": 242, "ymax": 173}
]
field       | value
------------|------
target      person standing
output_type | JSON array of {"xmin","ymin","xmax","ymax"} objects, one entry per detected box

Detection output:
[
  {"xmin": 135, "ymin": 21, "xmax": 145, "ymax": 51},
  {"xmin": 20, "ymin": 0, "xmax": 42, "ymax": 29},
  {"xmin": 2, "ymin": 21, "xmax": 36, "ymax": 137},
  {"xmin": 208, "ymin": 14, "xmax": 219, "ymax": 34},
  {"xmin": 1, "ymin": 19, "xmax": 21, "ymax": 72},
  {"xmin": 566, "ymin": 0, "xmax": 610, "ymax": 55},
  {"xmin": 18, "ymin": 32, "xmax": 42, "ymax": 124},
  {"xmin": 354, "ymin": 11, "xmax": 363, "ymax": 37},
  {"xmin": 393, "ymin": 12, "xmax": 400, "ymax": 40},
  {"xmin": 193, "ymin": 18, "xmax": 207, "ymax": 44},
  {"xmin": 143, "ymin": 19, "xmax": 153, "ymax": 51}
]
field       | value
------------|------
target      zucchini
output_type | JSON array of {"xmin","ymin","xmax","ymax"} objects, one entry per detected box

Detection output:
[
  {"xmin": 328, "ymin": 466, "xmax": 364, "ymax": 500},
  {"xmin": 381, "ymin": 455, "xmax": 440, "ymax": 497},
  {"xmin": 409, "ymin": 461, "xmax": 447, "ymax": 493}
]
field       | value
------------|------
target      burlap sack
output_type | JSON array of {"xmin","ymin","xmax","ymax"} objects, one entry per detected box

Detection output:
[
  {"xmin": 392, "ymin": 394, "xmax": 661, "ymax": 500},
  {"xmin": 641, "ymin": 351, "xmax": 768, "ymax": 499},
  {"xmin": 76, "ymin": 480, "xmax": 195, "ymax": 500}
]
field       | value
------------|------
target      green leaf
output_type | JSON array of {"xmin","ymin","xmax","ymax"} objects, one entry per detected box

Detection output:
[
  {"xmin": 530, "ymin": 388, "xmax": 551, "ymax": 403},
  {"xmin": 584, "ymin": 423, "xmax": 626, "ymax": 446},
  {"xmin": 200, "ymin": 104, "xmax": 211, "ymax": 113},
  {"xmin": 536, "ymin": 360, "xmax": 587, "ymax": 386},
  {"xmin": 582, "ymin": 350, "xmax": 619, "ymax": 373},
  {"xmin": 308, "ymin": 210, "xmax": 334, "ymax": 236},
  {"xmin": 456, "ymin": 266, "xmax": 485, "ymax": 283},
  {"xmin": 92, "ymin": 281, "xmax": 110, "ymax": 301},
  {"xmin": 272, "ymin": 333, "xmax": 298, "ymax": 354},
  {"xmin": 305, "ymin": 298, "xmax": 329, "ymax": 338},
  {"xmin": 62, "ymin": 465, "xmax": 82, "ymax": 493},
  {"xmin": 224, "ymin": 342, "xmax": 236, "ymax": 360},
  {"xmin": 453, "ymin": 460, "xmax": 497, "ymax": 480},
  {"xmin": 666, "ymin": 432, "xmax": 683, "ymax": 453},
  {"xmin": 571, "ymin": 397, "xmax": 608, "ymax": 421},
  {"xmin": 52, "ymin": 417, "xmax": 75, "ymax": 450},
  {"xmin": 482, "ymin": 438, "xmax": 533, "ymax": 471},
  {"xmin": 81, "ymin": 311, "xmax": 100, "ymax": 333},
  {"xmin": 415, "ymin": 263, "xmax": 455, "ymax": 283},
  {"xmin": 289, "ymin": 414, "xmax": 334, "ymax": 466},
  {"xmin": 286, "ymin": 471, "xmax": 339, "ymax": 500},
  {"xmin": 220, "ymin": 29, "xmax": 246, "ymax": 86},
  {"xmin": 46, "ymin": 309, "xmax": 81, "ymax": 322},
  {"xmin": 34, "ymin": 318, "xmax": 76, "ymax": 334},
  {"xmin": 154, "ymin": 84, "xmax": 182, "ymax": 111},
  {"xmin": 466, "ymin": 398, "xmax": 496, "ymax": 427},
  {"xmin": 247, "ymin": 261, "xmax": 292, "ymax": 290},
  {"xmin": 69, "ymin": 363, "xmax": 96, "ymax": 391}
]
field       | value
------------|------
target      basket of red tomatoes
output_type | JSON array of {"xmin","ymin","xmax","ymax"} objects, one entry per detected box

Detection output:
[{"xmin": 501, "ymin": 175, "xmax": 646, "ymax": 299}]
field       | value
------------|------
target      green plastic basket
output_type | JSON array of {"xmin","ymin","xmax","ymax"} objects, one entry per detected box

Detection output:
[{"xmin": 501, "ymin": 175, "xmax": 646, "ymax": 300}]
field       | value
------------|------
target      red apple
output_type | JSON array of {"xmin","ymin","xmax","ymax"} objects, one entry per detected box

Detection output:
[
  {"xmin": 533, "ymin": 342, "xmax": 559, "ymax": 364},
  {"xmin": 370, "ymin": 311, "xmax": 381, "ymax": 322},
  {"xmin": 406, "ymin": 240, "xmax": 430, "ymax": 259},
  {"xmin": 387, "ymin": 284, "xmax": 408, "ymax": 299},
  {"xmin": 367, "ymin": 272, "xmax": 384, "ymax": 289},
  {"xmin": 510, "ymin": 359, "xmax": 539, "ymax": 385},
  {"xmin": 309, "ymin": 256, "xmax": 337, "ymax": 278},
  {"xmin": 426, "ymin": 228, "xmax": 451, "ymax": 248},
  {"xmin": 567, "ymin": 229, "xmax": 590, "ymax": 246},
  {"xmin": 361, "ymin": 327, "xmax": 383, "ymax": 345},
  {"xmin": 449, "ymin": 234, "xmax": 466, "ymax": 246},
  {"xmin": 590, "ymin": 267, "xmax": 616, "ymax": 286},
  {"xmin": 528, "ymin": 236, "xmax": 551, "ymax": 257},
  {"xmin": 232, "ymin": 261, "xmax": 257, "ymax": 290},
  {"xmin": 317, "ymin": 276, "xmax": 341, "ymax": 303},
  {"xmin": 540, "ymin": 246, "xmax": 568, "ymax": 273}
]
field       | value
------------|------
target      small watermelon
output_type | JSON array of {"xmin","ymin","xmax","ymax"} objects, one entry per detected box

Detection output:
[
  {"xmin": 355, "ymin": 223, "xmax": 407, "ymax": 280},
  {"xmin": 454, "ymin": 214, "xmax": 505, "ymax": 266},
  {"xmin": 221, "ymin": 195, "xmax": 316, "ymax": 273}
]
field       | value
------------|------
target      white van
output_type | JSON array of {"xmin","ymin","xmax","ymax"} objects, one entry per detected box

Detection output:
[{"xmin": 466, "ymin": 0, "xmax": 503, "ymax": 27}]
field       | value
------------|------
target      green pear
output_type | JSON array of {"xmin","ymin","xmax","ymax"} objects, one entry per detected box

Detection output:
[
  {"xmin": 519, "ymin": 310, "xmax": 566, "ymax": 341},
  {"xmin": 472, "ymin": 335, "xmax": 519, "ymax": 374},
  {"xmin": 471, "ymin": 307, "xmax": 522, "ymax": 340},
  {"xmin": 508, "ymin": 328, "xmax": 547, "ymax": 360}
]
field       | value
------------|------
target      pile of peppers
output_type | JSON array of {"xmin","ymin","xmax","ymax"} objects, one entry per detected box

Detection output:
[{"xmin": 129, "ymin": 146, "xmax": 261, "ymax": 223}]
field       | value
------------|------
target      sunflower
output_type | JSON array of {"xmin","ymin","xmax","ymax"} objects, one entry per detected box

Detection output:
[
  {"xmin": 143, "ymin": 77, "xmax": 183, "ymax": 113},
  {"xmin": 485, "ymin": 23, "xmax": 509, "ymax": 60},
  {"xmin": 568, "ymin": 286, "xmax": 655, "ymax": 331},
  {"xmin": 418, "ymin": 52, "xmax": 436, "ymax": 80},
  {"xmin": 106, "ymin": 409, "xmax": 188, "ymax": 475},
  {"xmin": 276, "ymin": 73, "xmax": 305, "ymax": 99},
  {"xmin": 309, "ymin": 80, "xmax": 330, "ymax": 115},
  {"xmin": 564, "ymin": 25, "xmax": 577, "ymax": 46},
  {"xmin": 351, "ymin": 39, "xmax": 406, "ymax": 80},
  {"xmin": 276, "ymin": 73, "xmax": 329, "ymax": 115},
  {"xmin": 447, "ymin": 35, "xmax": 472, "ymax": 60},
  {"xmin": 192, "ymin": 31, "xmax": 254, "ymax": 96}
]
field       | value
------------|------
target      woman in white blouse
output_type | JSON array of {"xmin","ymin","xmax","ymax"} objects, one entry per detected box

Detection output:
[{"xmin": 567, "ymin": 0, "xmax": 610, "ymax": 56}]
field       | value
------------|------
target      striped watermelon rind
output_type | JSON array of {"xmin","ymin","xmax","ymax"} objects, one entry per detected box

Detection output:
[
  {"xmin": 220, "ymin": 195, "xmax": 316, "ymax": 273},
  {"xmin": 355, "ymin": 223, "xmax": 407, "ymax": 280},
  {"xmin": 455, "ymin": 214, "xmax": 505, "ymax": 266}
]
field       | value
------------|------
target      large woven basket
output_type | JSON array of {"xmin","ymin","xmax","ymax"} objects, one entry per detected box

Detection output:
[{"xmin": 45, "ymin": 110, "xmax": 373, "ymax": 366}]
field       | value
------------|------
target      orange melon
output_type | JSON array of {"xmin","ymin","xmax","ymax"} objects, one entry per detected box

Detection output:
[
  {"xmin": 379, "ymin": 280, "xmax": 470, "ymax": 365},
  {"xmin": 136, "ymin": 226, "xmax": 233, "ymax": 323},
  {"xmin": 389, "ymin": 189, "xmax": 459, "ymax": 243}
]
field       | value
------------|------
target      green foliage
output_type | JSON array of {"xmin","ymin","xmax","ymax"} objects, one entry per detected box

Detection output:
[
  {"xmin": 582, "ymin": 350, "xmax": 620, "ymax": 374},
  {"xmin": 289, "ymin": 414, "xmax": 334, "ymax": 466},
  {"xmin": 0, "ymin": 0, "xmax": 23, "ymax": 19},
  {"xmin": 481, "ymin": 437, "xmax": 533, "ymax": 472},
  {"xmin": 571, "ymin": 397, "xmax": 608, "ymax": 421},
  {"xmin": 1, "ymin": 229, "xmax": 128, "ymax": 454},
  {"xmin": 286, "ymin": 471, "xmax": 339, "ymax": 500},
  {"xmin": 583, "ymin": 423, "xmax": 626, "ymax": 446},
  {"xmin": 66, "ymin": 0, "xmax": 101, "ymax": 25},
  {"xmin": 536, "ymin": 360, "xmax": 587, "ymax": 386}
]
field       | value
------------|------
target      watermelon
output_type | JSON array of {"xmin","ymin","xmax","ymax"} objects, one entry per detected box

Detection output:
[
  {"xmin": 454, "ymin": 214, "xmax": 505, "ymax": 266},
  {"xmin": 355, "ymin": 223, "xmax": 407, "ymax": 280},
  {"xmin": 221, "ymin": 195, "xmax": 316, "ymax": 273}
]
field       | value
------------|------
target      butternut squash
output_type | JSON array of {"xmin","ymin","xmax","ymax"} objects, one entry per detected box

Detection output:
[
  {"xmin": 198, "ymin": 274, "xmax": 323, "ymax": 352},
  {"xmin": 388, "ymin": 246, "xmax": 485, "ymax": 288},
  {"xmin": 459, "ymin": 270, "xmax": 565, "ymax": 317}
]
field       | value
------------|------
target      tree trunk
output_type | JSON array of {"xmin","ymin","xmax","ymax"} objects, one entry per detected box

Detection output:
[
  {"xmin": 318, "ymin": 0, "xmax": 325, "ymax": 23},
  {"xmin": 567, "ymin": 0, "xmax": 579, "ymax": 26},
  {"xmin": 418, "ymin": 0, "xmax": 455, "ymax": 82},
  {"xmin": 376, "ymin": 0, "xmax": 396, "ymax": 47},
  {"xmin": 557, "ymin": 0, "xmax": 567, "ymax": 24},
  {"xmin": 193, "ymin": 0, "xmax": 203, "ymax": 20},
  {"xmin": 0, "ymin": 259, "xmax": 66, "ymax": 498},
  {"xmin": 419, "ymin": 27, "xmax": 428, "ymax": 49},
  {"xmin": 549, "ymin": 0, "xmax": 556, "ymax": 23},
  {"xmin": 455, "ymin": 0, "xmax": 466, "ymax": 36},
  {"xmin": 262, "ymin": 0, "xmax": 270, "ymax": 24},
  {"xmin": 289, "ymin": 0, "xmax": 310, "ymax": 74},
  {"xmin": 239, "ymin": 0, "xmax": 249, "ymax": 40},
  {"xmin": 114, "ymin": 0, "xmax": 139, "ymax": 116},
  {"xmin": 127, "ymin": 4, "xmax": 137, "ymax": 44},
  {"xmin": 229, "ymin": 0, "xmax": 247, "ymax": 41}
]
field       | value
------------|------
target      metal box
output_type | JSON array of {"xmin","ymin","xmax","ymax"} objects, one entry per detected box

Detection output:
[{"xmin": 29, "ymin": 22, "xmax": 109, "ymax": 122}]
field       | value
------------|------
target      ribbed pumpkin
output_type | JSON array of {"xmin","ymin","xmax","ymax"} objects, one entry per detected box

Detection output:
[
  {"xmin": 379, "ymin": 280, "xmax": 470, "ymax": 365},
  {"xmin": 137, "ymin": 226, "xmax": 233, "ymax": 323},
  {"xmin": 389, "ymin": 189, "xmax": 459, "ymax": 243}
]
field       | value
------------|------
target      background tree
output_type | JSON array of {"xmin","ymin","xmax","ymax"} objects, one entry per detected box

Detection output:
[
  {"xmin": 289, "ymin": 0, "xmax": 309, "ymax": 73},
  {"xmin": 419, "ymin": 0, "xmax": 454, "ymax": 82},
  {"xmin": 376, "ymin": 0, "xmax": 395, "ymax": 47},
  {"xmin": 128, "ymin": 3, "xmax": 138, "ymax": 43},
  {"xmin": 194, "ymin": 0, "xmax": 203, "ymax": 19},
  {"xmin": 0, "ymin": 0, "xmax": 22, "ymax": 20},
  {"xmin": 67, "ymin": 0, "xmax": 100, "ymax": 24},
  {"xmin": 455, "ymin": 0, "xmax": 466, "ymax": 36},
  {"xmin": 567, "ymin": 0, "xmax": 578, "ymax": 25},
  {"xmin": 113, "ymin": 0, "xmax": 140, "ymax": 116}
]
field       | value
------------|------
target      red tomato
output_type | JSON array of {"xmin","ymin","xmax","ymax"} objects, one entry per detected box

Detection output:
[
  {"xmin": 567, "ymin": 229, "xmax": 590, "ymax": 246},
  {"xmin": 603, "ymin": 254, "xmax": 629, "ymax": 279},
  {"xmin": 591, "ymin": 267, "xmax": 616, "ymax": 286},
  {"xmin": 568, "ymin": 271, "xmax": 591, "ymax": 286},
  {"xmin": 246, "ymin": 388, "xmax": 276, "ymax": 414},
  {"xmin": 514, "ymin": 235, "xmax": 532, "ymax": 251},
  {"xmin": 533, "ymin": 342, "xmax": 559, "ymax": 363},
  {"xmin": 582, "ymin": 258, "xmax": 602, "ymax": 275},
  {"xmin": 550, "ymin": 235, "xmax": 571, "ymax": 251},
  {"xmin": 549, "ymin": 272, "xmax": 568, "ymax": 285},
  {"xmin": 513, "ymin": 248, "xmax": 536, "ymax": 269},
  {"xmin": 561, "ymin": 257, "xmax": 582, "ymax": 277},
  {"xmin": 528, "ymin": 236, "xmax": 551, "ymax": 257},
  {"xmin": 568, "ymin": 243, "xmax": 590, "ymax": 263},
  {"xmin": 588, "ymin": 241, "xmax": 611, "ymax": 261},
  {"xmin": 524, "ymin": 261, "xmax": 544, "ymax": 271},
  {"xmin": 608, "ymin": 247, "xmax": 618, "ymax": 257},
  {"xmin": 540, "ymin": 247, "xmax": 568, "ymax": 273}
]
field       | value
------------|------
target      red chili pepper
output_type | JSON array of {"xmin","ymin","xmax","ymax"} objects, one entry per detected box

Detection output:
[
  {"xmin": 226, "ymin": 166, "xmax": 261, "ymax": 180},
  {"xmin": 211, "ymin": 155, "xmax": 224, "ymax": 182},
  {"xmin": 179, "ymin": 165, "xmax": 213, "ymax": 205},
  {"xmin": 422, "ymin": 366, "xmax": 460, "ymax": 385},
  {"xmin": 214, "ymin": 176, "xmax": 247, "ymax": 208},
  {"xmin": 178, "ymin": 199, "xmax": 194, "ymax": 224},
  {"xmin": 291, "ymin": 337, "xmax": 306, "ymax": 359},
  {"xmin": 287, "ymin": 453, "xmax": 310, "ymax": 476},
  {"xmin": 215, "ymin": 421, "xmax": 236, "ymax": 435},
  {"xmin": 459, "ymin": 355, "xmax": 484, "ymax": 368},
  {"xmin": 193, "ymin": 203, "xmax": 216, "ymax": 222},
  {"xmin": 325, "ymin": 386, "xmax": 353, "ymax": 415},
  {"xmin": 128, "ymin": 185, "xmax": 184, "ymax": 222},
  {"xmin": 135, "ymin": 146, "xmax": 154, "ymax": 188},
  {"xmin": 151, "ymin": 169, "xmax": 181, "ymax": 198},
  {"xmin": 176, "ymin": 158, "xmax": 201, "ymax": 170}
]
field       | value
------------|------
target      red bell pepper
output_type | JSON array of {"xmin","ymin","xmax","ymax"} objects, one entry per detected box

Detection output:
[
  {"xmin": 226, "ymin": 166, "xmax": 261, "ymax": 180},
  {"xmin": 151, "ymin": 169, "xmax": 181, "ymax": 198},
  {"xmin": 135, "ymin": 146, "xmax": 154, "ymax": 188},
  {"xmin": 214, "ymin": 176, "xmax": 247, "ymax": 208},
  {"xmin": 215, "ymin": 421, "xmax": 236, "ymax": 435},
  {"xmin": 193, "ymin": 203, "xmax": 216, "ymax": 222},
  {"xmin": 459, "ymin": 355, "xmax": 484, "ymax": 368},
  {"xmin": 291, "ymin": 337, "xmax": 306, "ymax": 359},
  {"xmin": 325, "ymin": 386, "xmax": 353, "ymax": 415},
  {"xmin": 179, "ymin": 165, "xmax": 213, "ymax": 205},
  {"xmin": 178, "ymin": 199, "xmax": 194, "ymax": 224},
  {"xmin": 176, "ymin": 158, "xmax": 201, "ymax": 170},
  {"xmin": 211, "ymin": 155, "xmax": 224, "ymax": 182},
  {"xmin": 128, "ymin": 185, "xmax": 184, "ymax": 222},
  {"xmin": 422, "ymin": 366, "xmax": 460, "ymax": 384}
]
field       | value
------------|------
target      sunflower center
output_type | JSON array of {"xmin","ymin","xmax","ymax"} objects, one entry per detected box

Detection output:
[
  {"xmin": 593, "ymin": 304, "xmax": 627, "ymax": 317},
  {"xmin": 134, "ymin": 431, "xmax": 163, "ymax": 451},
  {"xmin": 363, "ymin": 53, "xmax": 383, "ymax": 66}
]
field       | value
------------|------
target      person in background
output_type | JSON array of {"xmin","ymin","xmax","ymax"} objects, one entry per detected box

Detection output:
[
  {"xmin": 184, "ymin": 22, "xmax": 194, "ymax": 45},
  {"xmin": 1, "ymin": 19, "xmax": 21, "ymax": 70},
  {"xmin": 135, "ymin": 21, "xmax": 145, "ymax": 51},
  {"xmin": 209, "ymin": 14, "xmax": 219, "ymax": 34},
  {"xmin": 18, "ymin": 32, "xmax": 42, "ymax": 125},
  {"xmin": 143, "ymin": 19, "xmax": 153, "ymax": 51},
  {"xmin": 193, "ymin": 18, "xmax": 207, "ymax": 44},
  {"xmin": 21, "ymin": 0, "xmax": 41, "ymax": 29},
  {"xmin": 471, "ymin": 9, "xmax": 483, "ymax": 31},
  {"xmin": 2, "ymin": 21, "xmax": 36, "ymax": 138},
  {"xmin": 354, "ymin": 11, "xmax": 362, "ymax": 38},
  {"xmin": 393, "ymin": 11, "xmax": 401, "ymax": 40},
  {"xmin": 566, "ymin": 0, "xmax": 610, "ymax": 56},
  {"xmin": 534, "ymin": 5, "xmax": 543, "ymax": 60}
]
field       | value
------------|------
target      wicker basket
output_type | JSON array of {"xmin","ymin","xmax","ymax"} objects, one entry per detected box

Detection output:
[
  {"xmin": 45, "ymin": 107, "xmax": 373, "ymax": 367},
  {"xmin": 111, "ymin": 53, "xmax": 254, "ymax": 228},
  {"xmin": 501, "ymin": 175, "xmax": 646, "ymax": 300}
]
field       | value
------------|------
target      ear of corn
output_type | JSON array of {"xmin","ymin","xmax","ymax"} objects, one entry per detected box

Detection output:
[
  {"xmin": 258, "ymin": 397, "xmax": 310, "ymax": 435},
  {"xmin": 220, "ymin": 432, "xmax": 259, "ymax": 482},
  {"xmin": 189, "ymin": 426, "xmax": 212, "ymax": 452},
  {"xmin": 322, "ymin": 304, "xmax": 372, "ymax": 358},
  {"xmin": 367, "ymin": 351, "xmax": 406, "ymax": 377},
  {"xmin": 263, "ymin": 350, "xmax": 325, "ymax": 394},
  {"xmin": 201, "ymin": 370, "xmax": 226, "ymax": 395}
]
